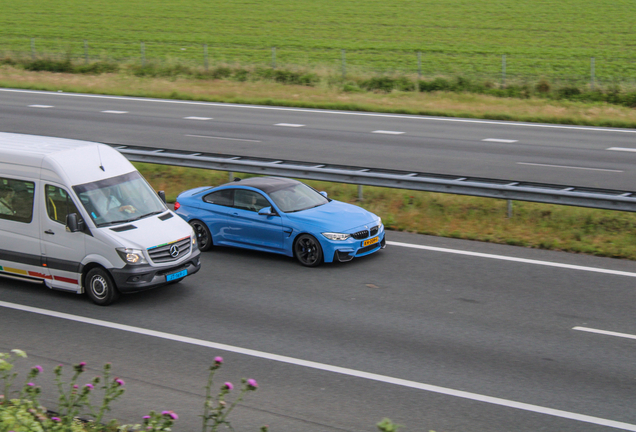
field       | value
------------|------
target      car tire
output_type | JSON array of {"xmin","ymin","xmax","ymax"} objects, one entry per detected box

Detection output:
[
  {"xmin": 85, "ymin": 267, "xmax": 119, "ymax": 306},
  {"xmin": 190, "ymin": 220, "xmax": 212, "ymax": 252},
  {"xmin": 293, "ymin": 234, "xmax": 323, "ymax": 267}
]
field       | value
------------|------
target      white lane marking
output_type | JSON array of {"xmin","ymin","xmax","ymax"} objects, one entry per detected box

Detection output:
[
  {"xmin": 0, "ymin": 300, "xmax": 634, "ymax": 431},
  {"xmin": 28, "ymin": 105, "xmax": 53, "ymax": 108},
  {"xmin": 482, "ymin": 138, "xmax": 518, "ymax": 143},
  {"xmin": 275, "ymin": 123, "xmax": 305, "ymax": 127},
  {"xmin": 4, "ymin": 89, "xmax": 634, "ymax": 134},
  {"xmin": 184, "ymin": 116, "xmax": 212, "ymax": 120},
  {"xmin": 101, "ymin": 110, "xmax": 128, "ymax": 114},
  {"xmin": 185, "ymin": 134, "xmax": 261, "ymax": 143},
  {"xmin": 386, "ymin": 241, "xmax": 636, "ymax": 278},
  {"xmin": 573, "ymin": 327, "xmax": 636, "ymax": 341},
  {"xmin": 372, "ymin": 130, "xmax": 405, "ymax": 135},
  {"xmin": 607, "ymin": 147, "xmax": 636, "ymax": 153},
  {"xmin": 516, "ymin": 162, "xmax": 623, "ymax": 173}
]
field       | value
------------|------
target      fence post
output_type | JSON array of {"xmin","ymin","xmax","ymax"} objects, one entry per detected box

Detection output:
[
  {"xmin": 141, "ymin": 42, "xmax": 145, "ymax": 67},
  {"xmin": 84, "ymin": 40, "xmax": 88, "ymax": 64},
  {"xmin": 204, "ymin": 44, "xmax": 208, "ymax": 71},
  {"xmin": 272, "ymin": 47, "xmax": 276, "ymax": 69},
  {"xmin": 501, "ymin": 54, "xmax": 506, "ymax": 88},
  {"xmin": 591, "ymin": 57, "xmax": 595, "ymax": 90},
  {"xmin": 31, "ymin": 38, "xmax": 35, "ymax": 60},
  {"xmin": 341, "ymin": 49, "xmax": 346, "ymax": 79}
]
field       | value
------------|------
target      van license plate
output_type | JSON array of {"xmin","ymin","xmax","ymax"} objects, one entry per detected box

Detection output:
[
  {"xmin": 363, "ymin": 237, "xmax": 379, "ymax": 247},
  {"xmin": 166, "ymin": 269, "xmax": 187, "ymax": 281}
]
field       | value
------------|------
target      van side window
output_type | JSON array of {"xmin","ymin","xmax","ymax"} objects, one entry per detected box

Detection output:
[
  {"xmin": 0, "ymin": 177, "xmax": 35, "ymax": 224},
  {"xmin": 45, "ymin": 185, "xmax": 81, "ymax": 225}
]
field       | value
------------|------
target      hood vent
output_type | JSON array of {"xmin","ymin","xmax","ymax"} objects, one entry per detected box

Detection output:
[
  {"xmin": 110, "ymin": 224, "xmax": 137, "ymax": 232},
  {"xmin": 158, "ymin": 212, "xmax": 174, "ymax": 221}
]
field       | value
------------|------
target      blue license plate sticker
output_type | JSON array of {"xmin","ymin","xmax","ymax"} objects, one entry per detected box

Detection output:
[{"xmin": 166, "ymin": 269, "xmax": 187, "ymax": 281}]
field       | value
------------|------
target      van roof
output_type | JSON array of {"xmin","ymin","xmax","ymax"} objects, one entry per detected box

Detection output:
[{"xmin": 0, "ymin": 132, "xmax": 136, "ymax": 185}]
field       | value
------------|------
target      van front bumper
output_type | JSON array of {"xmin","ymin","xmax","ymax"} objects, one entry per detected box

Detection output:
[{"xmin": 110, "ymin": 249, "xmax": 201, "ymax": 293}]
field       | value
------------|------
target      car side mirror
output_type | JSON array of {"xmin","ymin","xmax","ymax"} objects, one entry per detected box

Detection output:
[
  {"xmin": 66, "ymin": 213, "xmax": 83, "ymax": 233},
  {"xmin": 258, "ymin": 206, "xmax": 277, "ymax": 216},
  {"xmin": 319, "ymin": 191, "xmax": 328, "ymax": 198}
]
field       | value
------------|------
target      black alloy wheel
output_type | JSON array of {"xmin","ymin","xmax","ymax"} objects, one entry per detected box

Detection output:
[
  {"xmin": 190, "ymin": 220, "xmax": 212, "ymax": 251},
  {"xmin": 294, "ymin": 234, "xmax": 323, "ymax": 267},
  {"xmin": 85, "ymin": 267, "xmax": 119, "ymax": 306}
]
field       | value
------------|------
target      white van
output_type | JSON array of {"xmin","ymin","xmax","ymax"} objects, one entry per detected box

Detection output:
[{"xmin": 0, "ymin": 132, "xmax": 201, "ymax": 305}]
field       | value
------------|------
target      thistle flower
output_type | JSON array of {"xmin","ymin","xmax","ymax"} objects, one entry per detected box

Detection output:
[
  {"xmin": 32, "ymin": 365, "xmax": 43, "ymax": 373},
  {"xmin": 85, "ymin": 383, "xmax": 94, "ymax": 390},
  {"xmin": 223, "ymin": 382, "xmax": 233, "ymax": 391},
  {"xmin": 247, "ymin": 379, "xmax": 258, "ymax": 389},
  {"xmin": 51, "ymin": 417, "xmax": 60, "ymax": 422},
  {"xmin": 161, "ymin": 410, "xmax": 178, "ymax": 420},
  {"xmin": 214, "ymin": 356, "xmax": 223, "ymax": 365},
  {"xmin": 114, "ymin": 378, "xmax": 125, "ymax": 386}
]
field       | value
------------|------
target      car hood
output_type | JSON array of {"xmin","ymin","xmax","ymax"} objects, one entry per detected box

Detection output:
[{"xmin": 285, "ymin": 200, "xmax": 379, "ymax": 232}]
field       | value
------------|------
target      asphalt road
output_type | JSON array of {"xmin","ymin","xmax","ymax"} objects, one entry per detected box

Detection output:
[
  {"xmin": 1, "ymin": 88, "xmax": 636, "ymax": 190},
  {"xmin": 2, "ymin": 232, "xmax": 636, "ymax": 432}
]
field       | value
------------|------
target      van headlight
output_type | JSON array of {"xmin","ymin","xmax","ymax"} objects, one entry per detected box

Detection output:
[
  {"xmin": 322, "ymin": 232, "xmax": 350, "ymax": 241},
  {"xmin": 116, "ymin": 248, "xmax": 148, "ymax": 265}
]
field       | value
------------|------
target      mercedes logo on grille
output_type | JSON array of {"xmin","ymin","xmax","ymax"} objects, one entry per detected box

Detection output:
[{"xmin": 169, "ymin": 245, "xmax": 180, "ymax": 258}]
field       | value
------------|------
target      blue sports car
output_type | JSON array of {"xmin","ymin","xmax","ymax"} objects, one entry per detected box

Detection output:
[{"xmin": 174, "ymin": 176, "xmax": 385, "ymax": 266}]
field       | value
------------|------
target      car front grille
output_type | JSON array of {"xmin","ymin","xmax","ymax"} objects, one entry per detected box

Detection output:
[
  {"xmin": 148, "ymin": 236, "xmax": 191, "ymax": 264},
  {"xmin": 351, "ymin": 225, "xmax": 379, "ymax": 240}
]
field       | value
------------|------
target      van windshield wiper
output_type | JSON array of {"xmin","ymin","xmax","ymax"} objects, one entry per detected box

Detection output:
[{"xmin": 128, "ymin": 210, "xmax": 164, "ymax": 222}]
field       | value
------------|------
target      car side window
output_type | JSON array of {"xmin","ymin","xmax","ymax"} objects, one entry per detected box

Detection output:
[
  {"xmin": 234, "ymin": 190, "xmax": 270, "ymax": 212},
  {"xmin": 203, "ymin": 189, "xmax": 233, "ymax": 207},
  {"xmin": 45, "ymin": 185, "xmax": 81, "ymax": 225},
  {"xmin": 0, "ymin": 177, "xmax": 35, "ymax": 224}
]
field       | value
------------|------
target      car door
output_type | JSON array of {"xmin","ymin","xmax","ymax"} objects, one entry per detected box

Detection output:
[
  {"xmin": 226, "ymin": 189, "xmax": 283, "ymax": 252},
  {"xmin": 40, "ymin": 184, "xmax": 87, "ymax": 292}
]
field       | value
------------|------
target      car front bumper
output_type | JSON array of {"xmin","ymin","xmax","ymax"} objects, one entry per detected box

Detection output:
[{"xmin": 326, "ymin": 230, "xmax": 386, "ymax": 263}]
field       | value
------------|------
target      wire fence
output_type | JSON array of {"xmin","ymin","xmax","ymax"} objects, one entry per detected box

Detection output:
[{"xmin": 2, "ymin": 36, "xmax": 636, "ymax": 88}]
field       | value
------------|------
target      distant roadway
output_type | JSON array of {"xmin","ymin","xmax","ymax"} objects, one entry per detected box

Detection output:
[{"xmin": 1, "ymin": 88, "xmax": 636, "ymax": 190}]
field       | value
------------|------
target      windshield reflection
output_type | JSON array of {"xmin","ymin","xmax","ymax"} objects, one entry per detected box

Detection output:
[
  {"xmin": 73, "ymin": 171, "xmax": 167, "ymax": 227},
  {"xmin": 269, "ymin": 183, "xmax": 328, "ymax": 213}
]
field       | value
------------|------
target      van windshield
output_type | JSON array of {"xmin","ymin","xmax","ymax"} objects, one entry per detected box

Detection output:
[{"xmin": 73, "ymin": 171, "xmax": 167, "ymax": 227}]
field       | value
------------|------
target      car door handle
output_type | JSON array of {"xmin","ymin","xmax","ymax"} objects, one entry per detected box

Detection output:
[{"xmin": 44, "ymin": 229, "xmax": 55, "ymax": 235}]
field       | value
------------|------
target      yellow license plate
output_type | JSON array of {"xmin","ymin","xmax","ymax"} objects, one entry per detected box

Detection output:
[{"xmin": 363, "ymin": 236, "xmax": 379, "ymax": 247}]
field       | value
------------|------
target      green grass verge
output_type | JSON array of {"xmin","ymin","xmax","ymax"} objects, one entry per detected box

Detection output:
[{"xmin": 136, "ymin": 163, "xmax": 636, "ymax": 261}]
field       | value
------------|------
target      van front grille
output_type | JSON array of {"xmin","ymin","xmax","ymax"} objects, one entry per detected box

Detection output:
[{"xmin": 147, "ymin": 237, "xmax": 191, "ymax": 263}]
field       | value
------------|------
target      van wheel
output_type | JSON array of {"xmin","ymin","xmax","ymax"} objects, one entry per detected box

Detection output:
[
  {"xmin": 190, "ymin": 220, "xmax": 212, "ymax": 252},
  {"xmin": 85, "ymin": 268, "xmax": 119, "ymax": 306}
]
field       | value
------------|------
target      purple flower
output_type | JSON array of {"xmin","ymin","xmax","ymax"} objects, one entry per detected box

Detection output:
[
  {"xmin": 85, "ymin": 383, "xmax": 94, "ymax": 390},
  {"xmin": 114, "ymin": 378, "xmax": 125, "ymax": 386},
  {"xmin": 223, "ymin": 382, "xmax": 233, "ymax": 391},
  {"xmin": 161, "ymin": 410, "xmax": 178, "ymax": 420},
  {"xmin": 33, "ymin": 365, "xmax": 43, "ymax": 373},
  {"xmin": 73, "ymin": 385, "xmax": 79, "ymax": 389},
  {"xmin": 214, "ymin": 356, "xmax": 223, "ymax": 365},
  {"xmin": 51, "ymin": 417, "xmax": 60, "ymax": 422},
  {"xmin": 27, "ymin": 382, "xmax": 34, "ymax": 387},
  {"xmin": 246, "ymin": 379, "xmax": 258, "ymax": 389},
  {"xmin": 143, "ymin": 416, "xmax": 151, "ymax": 419}
]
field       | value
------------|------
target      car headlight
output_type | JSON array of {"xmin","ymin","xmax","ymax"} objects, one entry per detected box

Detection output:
[
  {"xmin": 322, "ymin": 232, "xmax": 351, "ymax": 241},
  {"xmin": 377, "ymin": 217, "xmax": 382, "ymax": 226},
  {"xmin": 116, "ymin": 248, "xmax": 148, "ymax": 265}
]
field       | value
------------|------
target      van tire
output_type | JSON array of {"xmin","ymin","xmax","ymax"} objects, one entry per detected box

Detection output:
[{"xmin": 85, "ymin": 268, "xmax": 119, "ymax": 306}]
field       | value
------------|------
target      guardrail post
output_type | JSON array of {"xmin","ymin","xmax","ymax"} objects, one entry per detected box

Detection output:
[
  {"xmin": 141, "ymin": 42, "xmax": 145, "ymax": 67},
  {"xmin": 358, "ymin": 185, "xmax": 363, "ymax": 201},
  {"xmin": 507, "ymin": 199, "xmax": 513, "ymax": 218},
  {"xmin": 84, "ymin": 40, "xmax": 88, "ymax": 64},
  {"xmin": 501, "ymin": 54, "xmax": 506, "ymax": 88},
  {"xmin": 229, "ymin": 171, "xmax": 234, "ymax": 181},
  {"xmin": 31, "ymin": 38, "xmax": 35, "ymax": 60},
  {"xmin": 272, "ymin": 47, "xmax": 276, "ymax": 69},
  {"xmin": 341, "ymin": 49, "xmax": 346, "ymax": 79},
  {"xmin": 591, "ymin": 57, "xmax": 595, "ymax": 90},
  {"xmin": 204, "ymin": 44, "xmax": 208, "ymax": 71}
]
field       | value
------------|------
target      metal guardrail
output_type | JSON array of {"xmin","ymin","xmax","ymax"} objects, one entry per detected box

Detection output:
[{"xmin": 111, "ymin": 144, "xmax": 636, "ymax": 212}]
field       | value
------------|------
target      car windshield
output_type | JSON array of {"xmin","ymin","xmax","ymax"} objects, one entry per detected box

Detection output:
[
  {"xmin": 269, "ymin": 183, "xmax": 329, "ymax": 213},
  {"xmin": 73, "ymin": 171, "xmax": 167, "ymax": 227}
]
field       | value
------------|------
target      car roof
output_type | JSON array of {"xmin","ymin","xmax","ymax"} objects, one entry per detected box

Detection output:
[{"xmin": 221, "ymin": 176, "xmax": 301, "ymax": 194}]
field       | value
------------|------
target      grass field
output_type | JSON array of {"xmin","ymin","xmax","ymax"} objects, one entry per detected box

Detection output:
[{"xmin": 2, "ymin": 0, "xmax": 636, "ymax": 82}]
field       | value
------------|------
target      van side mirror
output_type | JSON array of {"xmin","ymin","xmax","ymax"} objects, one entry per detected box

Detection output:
[
  {"xmin": 158, "ymin": 190, "xmax": 166, "ymax": 203},
  {"xmin": 66, "ymin": 213, "xmax": 81, "ymax": 232}
]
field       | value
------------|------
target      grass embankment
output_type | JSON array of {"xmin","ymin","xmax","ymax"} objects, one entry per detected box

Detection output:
[{"xmin": 137, "ymin": 163, "xmax": 636, "ymax": 261}]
